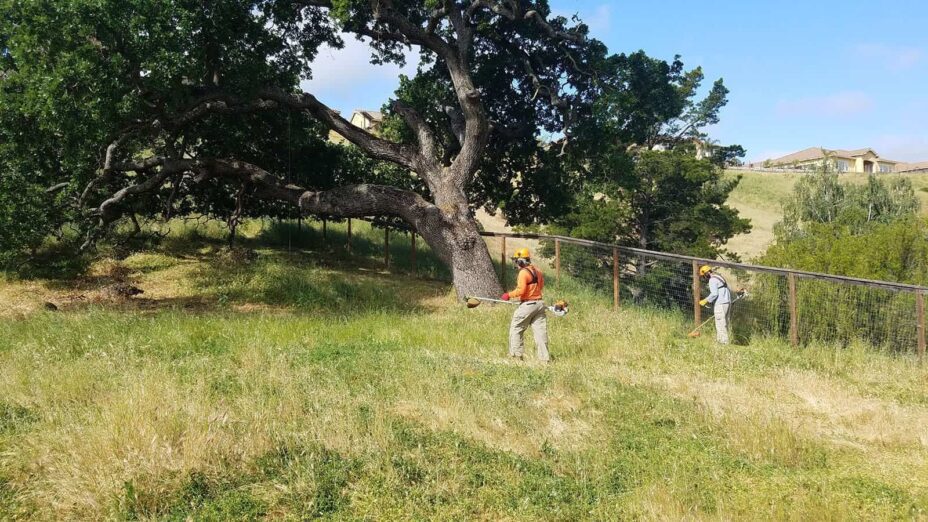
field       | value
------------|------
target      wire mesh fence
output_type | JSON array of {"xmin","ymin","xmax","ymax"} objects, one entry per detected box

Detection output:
[
  {"xmin": 282, "ymin": 219, "xmax": 926, "ymax": 357},
  {"xmin": 485, "ymin": 231, "xmax": 928, "ymax": 358},
  {"xmin": 264, "ymin": 217, "xmax": 449, "ymax": 280}
]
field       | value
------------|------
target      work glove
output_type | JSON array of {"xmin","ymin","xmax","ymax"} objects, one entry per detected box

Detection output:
[
  {"xmin": 699, "ymin": 298, "xmax": 708, "ymax": 307},
  {"xmin": 501, "ymin": 293, "xmax": 510, "ymax": 301}
]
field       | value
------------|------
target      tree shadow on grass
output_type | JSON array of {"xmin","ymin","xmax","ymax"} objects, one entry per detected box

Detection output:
[
  {"xmin": 7, "ymin": 240, "xmax": 93, "ymax": 282},
  {"xmin": 41, "ymin": 247, "xmax": 451, "ymax": 316},
  {"xmin": 184, "ymin": 249, "xmax": 451, "ymax": 316},
  {"xmin": 6, "ymin": 228, "xmax": 204, "ymax": 284},
  {"xmin": 254, "ymin": 221, "xmax": 451, "ymax": 281},
  {"xmin": 5, "ymin": 219, "xmax": 455, "ymax": 317}
]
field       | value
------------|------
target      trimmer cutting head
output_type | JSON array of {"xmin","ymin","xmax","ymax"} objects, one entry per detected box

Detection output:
[{"xmin": 549, "ymin": 299, "xmax": 569, "ymax": 317}]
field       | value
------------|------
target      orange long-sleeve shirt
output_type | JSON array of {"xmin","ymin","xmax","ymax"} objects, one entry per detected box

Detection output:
[{"xmin": 509, "ymin": 266, "xmax": 544, "ymax": 302}]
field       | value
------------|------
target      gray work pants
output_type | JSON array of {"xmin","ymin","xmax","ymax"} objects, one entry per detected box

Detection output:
[
  {"xmin": 509, "ymin": 301, "xmax": 550, "ymax": 361},
  {"xmin": 714, "ymin": 301, "xmax": 731, "ymax": 345}
]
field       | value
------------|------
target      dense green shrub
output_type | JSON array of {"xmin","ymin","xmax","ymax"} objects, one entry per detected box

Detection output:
[
  {"xmin": 0, "ymin": 171, "xmax": 63, "ymax": 267},
  {"xmin": 744, "ymin": 171, "xmax": 926, "ymax": 352},
  {"xmin": 762, "ymin": 219, "xmax": 928, "ymax": 285},
  {"xmin": 777, "ymin": 169, "xmax": 919, "ymax": 239}
]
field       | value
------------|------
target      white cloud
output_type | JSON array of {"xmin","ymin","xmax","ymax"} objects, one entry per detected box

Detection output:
[
  {"xmin": 854, "ymin": 43, "xmax": 923, "ymax": 71},
  {"xmin": 587, "ymin": 4, "xmax": 612, "ymax": 35},
  {"xmin": 299, "ymin": 34, "xmax": 419, "ymax": 111},
  {"xmin": 774, "ymin": 91, "xmax": 874, "ymax": 119},
  {"xmin": 872, "ymin": 134, "xmax": 928, "ymax": 163},
  {"xmin": 551, "ymin": 3, "xmax": 612, "ymax": 37}
]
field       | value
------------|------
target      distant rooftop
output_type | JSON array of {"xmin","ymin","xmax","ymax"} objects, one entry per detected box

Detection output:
[
  {"xmin": 896, "ymin": 161, "xmax": 928, "ymax": 173},
  {"xmin": 767, "ymin": 147, "xmax": 900, "ymax": 165},
  {"xmin": 355, "ymin": 110, "xmax": 383, "ymax": 122}
]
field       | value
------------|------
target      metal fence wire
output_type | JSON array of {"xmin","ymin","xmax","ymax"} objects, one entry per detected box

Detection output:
[
  {"xmin": 484, "ymin": 232, "xmax": 928, "ymax": 357},
  {"xmin": 288, "ymin": 218, "xmax": 925, "ymax": 357}
]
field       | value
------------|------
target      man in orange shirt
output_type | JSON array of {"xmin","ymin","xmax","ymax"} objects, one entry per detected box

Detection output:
[{"xmin": 501, "ymin": 247, "xmax": 550, "ymax": 362}]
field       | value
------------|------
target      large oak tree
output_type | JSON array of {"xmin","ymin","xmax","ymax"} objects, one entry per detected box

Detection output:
[{"xmin": 1, "ymin": 0, "xmax": 608, "ymax": 296}]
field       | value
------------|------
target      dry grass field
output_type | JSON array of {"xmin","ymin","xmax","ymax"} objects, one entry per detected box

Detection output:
[
  {"xmin": 723, "ymin": 169, "xmax": 928, "ymax": 260},
  {"xmin": 1, "ymin": 222, "xmax": 926, "ymax": 519}
]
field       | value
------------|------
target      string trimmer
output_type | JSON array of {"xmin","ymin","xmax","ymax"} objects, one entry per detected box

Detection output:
[
  {"xmin": 465, "ymin": 296, "xmax": 569, "ymax": 317},
  {"xmin": 686, "ymin": 289, "xmax": 747, "ymax": 338}
]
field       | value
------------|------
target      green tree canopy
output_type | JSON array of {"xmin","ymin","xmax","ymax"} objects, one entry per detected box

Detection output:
[
  {"xmin": 759, "ymin": 167, "xmax": 923, "ymax": 285},
  {"xmin": 775, "ymin": 169, "xmax": 920, "ymax": 240},
  {"xmin": 0, "ymin": 0, "xmax": 625, "ymax": 296},
  {"xmin": 545, "ymin": 50, "xmax": 747, "ymax": 259},
  {"xmin": 762, "ymin": 218, "xmax": 928, "ymax": 285},
  {"xmin": 549, "ymin": 149, "xmax": 749, "ymax": 258}
]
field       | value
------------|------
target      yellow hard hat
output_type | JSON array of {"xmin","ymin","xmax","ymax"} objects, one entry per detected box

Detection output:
[
  {"xmin": 512, "ymin": 247, "xmax": 531, "ymax": 259},
  {"xmin": 699, "ymin": 265, "xmax": 713, "ymax": 276}
]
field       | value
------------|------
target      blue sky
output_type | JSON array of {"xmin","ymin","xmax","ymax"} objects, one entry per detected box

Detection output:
[{"xmin": 302, "ymin": 0, "xmax": 928, "ymax": 163}]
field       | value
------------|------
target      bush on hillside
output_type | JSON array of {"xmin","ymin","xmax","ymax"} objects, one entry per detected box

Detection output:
[
  {"xmin": 776, "ymin": 169, "xmax": 919, "ymax": 239},
  {"xmin": 762, "ymin": 219, "xmax": 928, "ymax": 285},
  {"xmin": 0, "ymin": 171, "xmax": 65, "ymax": 268},
  {"xmin": 743, "ymin": 171, "xmax": 926, "ymax": 352}
]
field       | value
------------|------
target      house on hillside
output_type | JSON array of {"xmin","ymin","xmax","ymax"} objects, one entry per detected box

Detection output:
[
  {"xmin": 328, "ymin": 110, "xmax": 384, "ymax": 145},
  {"xmin": 763, "ymin": 147, "xmax": 900, "ymax": 173},
  {"xmin": 895, "ymin": 161, "xmax": 928, "ymax": 174}
]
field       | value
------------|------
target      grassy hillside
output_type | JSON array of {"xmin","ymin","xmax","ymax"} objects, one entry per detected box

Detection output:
[
  {"xmin": 724, "ymin": 169, "xmax": 928, "ymax": 260},
  {"xmin": 1, "ymin": 225, "xmax": 928, "ymax": 519}
]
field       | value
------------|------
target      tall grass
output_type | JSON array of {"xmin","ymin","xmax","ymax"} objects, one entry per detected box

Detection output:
[
  {"xmin": 724, "ymin": 170, "xmax": 928, "ymax": 260},
  {"xmin": 252, "ymin": 218, "xmax": 450, "ymax": 281},
  {"xmin": 1, "ymin": 230, "xmax": 927, "ymax": 519}
]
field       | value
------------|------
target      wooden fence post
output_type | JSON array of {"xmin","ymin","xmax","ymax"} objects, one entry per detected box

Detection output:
[
  {"xmin": 613, "ymin": 247, "xmax": 620, "ymax": 311},
  {"xmin": 917, "ymin": 290, "xmax": 925, "ymax": 360},
  {"xmin": 322, "ymin": 219, "xmax": 327, "ymax": 241},
  {"xmin": 788, "ymin": 273, "xmax": 799, "ymax": 347},
  {"xmin": 346, "ymin": 219, "xmax": 352, "ymax": 254},
  {"xmin": 500, "ymin": 236, "xmax": 507, "ymax": 288},
  {"xmin": 410, "ymin": 232, "xmax": 417, "ymax": 274},
  {"xmin": 555, "ymin": 239, "xmax": 561, "ymax": 288},
  {"xmin": 384, "ymin": 228, "xmax": 390, "ymax": 268},
  {"xmin": 692, "ymin": 261, "xmax": 701, "ymax": 327}
]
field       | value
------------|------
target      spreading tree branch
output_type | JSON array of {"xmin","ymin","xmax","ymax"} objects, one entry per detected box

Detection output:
[
  {"xmin": 88, "ymin": 156, "xmax": 440, "ymax": 240},
  {"xmin": 256, "ymin": 88, "xmax": 423, "ymax": 172},
  {"xmin": 466, "ymin": 1, "xmax": 585, "ymax": 43},
  {"xmin": 370, "ymin": 0, "xmax": 456, "ymax": 61}
]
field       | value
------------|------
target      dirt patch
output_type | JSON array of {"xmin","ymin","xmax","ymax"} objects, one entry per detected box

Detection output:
[{"xmin": 0, "ymin": 258, "xmax": 190, "ymax": 316}]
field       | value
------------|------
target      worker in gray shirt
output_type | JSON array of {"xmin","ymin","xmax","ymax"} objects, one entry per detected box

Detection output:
[{"xmin": 698, "ymin": 265, "xmax": 731, "ymax": 344}]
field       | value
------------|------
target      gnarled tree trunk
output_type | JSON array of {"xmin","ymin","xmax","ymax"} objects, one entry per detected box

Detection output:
[
  {"xmin": 294, "ymin": 172, "xmax": 502, "ymax": 298},
  {"xmin": 82, "ymin": 0, "xmax": 587, "ymax": 298},
  {"xmin": 415, "ymin": 196, "xmax": 501, "ymax": 298},
  {"xmin": 97, "ymin": 157, "xmax": 503, "ymax": 297}
]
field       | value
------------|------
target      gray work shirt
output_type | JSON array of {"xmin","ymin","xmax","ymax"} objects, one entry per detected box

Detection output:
[{"xmin": 707, "ymin": 274, "xmax": 731, "ymax": 305}]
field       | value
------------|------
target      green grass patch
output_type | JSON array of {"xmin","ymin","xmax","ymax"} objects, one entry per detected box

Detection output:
[
  {"xmin": 724, "ymin": 169, "xmax": 928, "ymax": 260},
  {"xmin": 1, "ymin": 232, "xmax": 927, "ymax": 519}
]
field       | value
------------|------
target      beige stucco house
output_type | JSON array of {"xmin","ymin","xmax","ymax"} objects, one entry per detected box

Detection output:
[
  {"xmin": 328, "ymin": 110, "xmax": 384, "ymax": 145},
  {"xmin": 764, "ymin": 147, "xmax": 900, "ymax": 173},
  {"xmin": 895, "ymin": 161, "xmax": 928, "ymax": 174}
]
